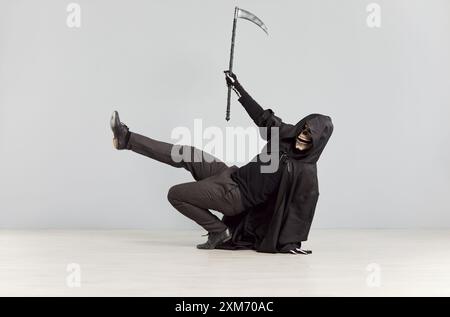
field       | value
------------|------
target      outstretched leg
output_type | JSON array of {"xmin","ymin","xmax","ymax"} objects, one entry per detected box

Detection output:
[
  {"xmin": 127, "ymin": 132, "xmax": 228, "ymax": 181},
  {"xmin": 111, "ymin": 110, "xmax": 228, "ymax": 180}
]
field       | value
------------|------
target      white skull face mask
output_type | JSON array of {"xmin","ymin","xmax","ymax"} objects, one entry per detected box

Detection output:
[{"xmin": 295, "ymin": 123, "xmax": 312, "ymax": 151}]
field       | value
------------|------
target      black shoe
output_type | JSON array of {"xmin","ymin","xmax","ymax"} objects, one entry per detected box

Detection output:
[
  {"xmin": 110, "ymin": 111, "xmax": 130, "ymax": 150},
  {"xmin": 196, "ymin": 229, "xmax": 231, "ymax": 250}
]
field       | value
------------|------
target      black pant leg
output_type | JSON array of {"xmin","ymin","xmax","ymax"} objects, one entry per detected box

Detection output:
[
  {"xmin": 127, "ymin": 132, "xmax": 228, "ymax": 180},
  {"xmin": 167, "ymin": 168, "xmax": 245, "ymax": 233}
]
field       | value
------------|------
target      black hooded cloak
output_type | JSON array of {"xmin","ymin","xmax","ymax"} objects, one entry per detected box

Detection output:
[{"xmin": 219, "ymin": 84, "xmax": 334, "ymax": 253}]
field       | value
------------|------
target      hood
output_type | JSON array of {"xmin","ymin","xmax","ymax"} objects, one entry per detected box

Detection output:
[{"xmin": 283, "ymin": 114, "xmax": 333, "ymax": 163}]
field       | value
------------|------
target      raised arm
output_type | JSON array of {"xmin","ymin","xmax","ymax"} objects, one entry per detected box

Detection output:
[{"xmin": 224, "ymin": 71, "xmax": 284, "ymax": 130}]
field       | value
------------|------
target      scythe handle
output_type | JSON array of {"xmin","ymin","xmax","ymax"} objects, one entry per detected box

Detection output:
[
  {"xmin": 226, "ymin": 7, "xmax": 238, "ymax": 122},
  {"xmin": 226, "ymin": 86, "xmax": 232, "ymax": 121}
]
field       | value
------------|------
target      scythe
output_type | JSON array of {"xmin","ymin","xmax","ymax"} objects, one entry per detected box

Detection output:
[{"xmin": 226, "ymin": 7, "xmax": 269, "ymax": 121}]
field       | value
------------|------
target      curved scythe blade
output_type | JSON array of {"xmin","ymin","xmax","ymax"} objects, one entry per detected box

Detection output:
[{"xmin": 236, "ymin": 7, "xmax": 269, "ymax": 35}]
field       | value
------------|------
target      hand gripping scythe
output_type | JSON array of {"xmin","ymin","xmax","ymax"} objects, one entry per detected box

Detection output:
[{"xmin": 225, "ymin": 7, "xmax": 269, "ymax": 121}]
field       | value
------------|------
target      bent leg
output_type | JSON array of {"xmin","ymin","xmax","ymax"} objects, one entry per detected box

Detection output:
[
  {"xmin": 167, "ymin": 172, "xmax": 244, "ymax": 233},
  {"xmin": 128, "ymin": 132, "xmax": 228, "ymax": 181}
]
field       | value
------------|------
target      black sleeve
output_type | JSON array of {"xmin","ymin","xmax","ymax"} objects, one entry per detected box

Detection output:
[
  {"xmin": 234, "ymin": 81, "xmax": 283, "ymax": 127},
  {"xmin": 233, "ymin": 81, "xmax": 286, "ymax": 141},
  {"xmin": 234, "ymin": 81, "xmax": 265, "ymax": 123}
]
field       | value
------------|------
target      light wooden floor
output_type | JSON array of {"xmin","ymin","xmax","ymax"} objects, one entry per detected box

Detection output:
[{"xmin": 1, "ymin": 229, "xmax": 449, "ymax": 296}]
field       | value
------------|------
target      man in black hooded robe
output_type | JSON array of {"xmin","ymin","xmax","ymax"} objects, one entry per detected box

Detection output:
[{"xmin": 110, "ymin": 71, "xmax": 333, "ymax": 254}]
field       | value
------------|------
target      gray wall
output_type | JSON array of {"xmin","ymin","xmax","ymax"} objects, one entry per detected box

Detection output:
[{"xmin": 1, "ymin": 0, "xmax": 449, "ymax": 229}]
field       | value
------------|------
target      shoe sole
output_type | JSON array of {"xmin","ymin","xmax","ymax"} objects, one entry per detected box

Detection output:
[
  {"xmin": 110, "ymin": 111, "xmax": 120, "ymax": 149},
  {"xmin": 110, "ymin": 111, "xmax": 119, "ymax": 133}
]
